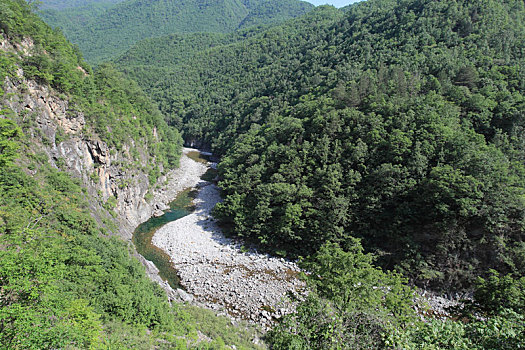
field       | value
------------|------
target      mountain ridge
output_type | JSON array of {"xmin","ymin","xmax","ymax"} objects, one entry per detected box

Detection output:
[{"xmin": 38, "ymin": 0, "xmax": 315, "ymax": 63}]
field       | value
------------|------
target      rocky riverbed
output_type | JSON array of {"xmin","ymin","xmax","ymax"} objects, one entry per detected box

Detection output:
[
  {"xmin": 152, "ymin": 151, "xmax": 307, "ymax": 328},
  {"xmin": 147, "ymin": 148, "xmax": 209, "ymax": 217}
]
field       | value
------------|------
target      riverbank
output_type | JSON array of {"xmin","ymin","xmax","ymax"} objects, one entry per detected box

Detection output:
[
  {"xmin": 144, "ymin": 149, "xmax": 462, "ymax": 331},
  {"xmin": 152, "ymin": 152, "xmax": 306, "ymax": 329},
  {"xmin": 148, "ymin": 148, "xmax": 209, "ymax": 214}
]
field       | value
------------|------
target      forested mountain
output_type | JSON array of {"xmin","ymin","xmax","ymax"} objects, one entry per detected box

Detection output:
[
  {"xmin": 117, "ymin": 0, "xmax": 525, "ymax": 292},
  {"xmin": 38, "ymin": 0, "xmax": 314, "ymax": 63},
  {"xmin": 3, "ymin": 0, "xmax": 525, "ymax": 348},
  {"xmin": 116, "ymin": 1, "xmax": 525, "ymax": 346},
  {"xmin": 38, "ymin": 0, "xmax": 124, "ymax": 10}
]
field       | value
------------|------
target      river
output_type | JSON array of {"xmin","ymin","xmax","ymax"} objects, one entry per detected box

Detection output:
[
  {"xmin": 134, "ymin": 149, "xmax": 306, "ymax": 328},
  {"xmin": 132, "ymin": 187, "xmax": 196, "ymax": 289}
]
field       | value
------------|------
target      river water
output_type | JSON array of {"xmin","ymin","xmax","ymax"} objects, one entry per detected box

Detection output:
[
  {"xmin": 132, "ymin": 150, "xmax": 212, "ymax": 290},
  {"xmin": 132, "ymin": 188, "xmax": 196, "ymax": 289}
]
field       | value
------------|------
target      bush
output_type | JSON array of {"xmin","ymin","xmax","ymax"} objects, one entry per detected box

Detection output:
[{"xmin": 268, "ymin": 241, "xmax": 416, "ymax": 349}]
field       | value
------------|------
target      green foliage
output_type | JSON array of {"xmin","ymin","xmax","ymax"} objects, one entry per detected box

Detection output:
[
  {"xmin": 4, "ymin": 0, "xmax": 525, "ymax": 347},
  {"xmin": 302, "ymin": 241, "xmax": 415, "ymax": 323},
  {"xmin": 0, "ymin": 53, "xmax": 17, "ymax": 94},
  {"xmin": 270, "ymin": 244, "xmax": 525, "ymax": 349},
  {"xmin": 103, "ymin": 195, "xmax": 117, "ymax": 209},
  {"xmin": 117, "ymin": 6, "xmax": 344, "ymax": 149},
  {"xmin": 239, "ymin": 0, "xmax": 315, "ymax": 30},
  {"xmin": 38, "ymin": 0, "xmax": 124, "ymax": 11},
  {"xmin": 468, "ymin": 270, "xmax": 525, "ymax": 316},
  {"xmin": 0, "ymin": 1, "xmax": 207, "ymax": 348},
  {"xmin": 0, "ymin": 161, "xmax": 186, "ymax": 343},
  {"xmin": 386, "ymin": 271, "xmax": 525, "ymax": 348},
  {"xmin": 38, "ymin": 0, "xmax": 314, "ymax": 63},
  {"xmin": 182, "ymin": 305, "xmax": 266, "ymax": 350},
  {"xmin": 268, "ymin": 241, "xmax": 416, "ymax": 349},
  {"xmin": 0, "ymin": 0, "xmax": 37, "ymax": 38},
  {"xmin": 0, "ymin": 117, "xmax": 21, "ymax": 167},
  {"xmin": 386, "ymin": 309, "xmax": 525, "ymax": 349},
  {"xmin": 1, "ymin": 0, "xmax": 89, "ymax": 93},
  {"xmin": 0, "ymin": 123, "xmax": 192, "ymax": 347},
  {"xmin": 89, "ymin": 63, "xmax": 183, "ymax": 169},
  {"xmin": 269, "ymin": 294, "xmax": 387, "ymax": 350}
]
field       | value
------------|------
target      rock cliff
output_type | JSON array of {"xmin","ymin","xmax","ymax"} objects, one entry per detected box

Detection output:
[{"xmin": 1, "ymin": 34, "xmax": 183, "ymax": 282}]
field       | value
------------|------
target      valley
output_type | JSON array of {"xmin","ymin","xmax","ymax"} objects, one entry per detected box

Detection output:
[{"xmin": 1, "ymin": 0, "xmax": 525, "ymax": 348}]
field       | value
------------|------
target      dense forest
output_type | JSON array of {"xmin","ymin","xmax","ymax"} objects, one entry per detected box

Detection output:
[
  {"xmin": 38, "ymin": 0, "xmax": 314, "ymax": 63},
  {"xmin": 117, "ymin": 0, "xmax": 525, "ymax": 290},
  {"xmin": 37, "ymin": 0, "xmax": 124, "ymax": 10}
]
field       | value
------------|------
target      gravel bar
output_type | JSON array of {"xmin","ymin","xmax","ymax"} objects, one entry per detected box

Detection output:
[{"xmin": 152, "ymin": 150, "xmax": 306, "ymax": 328}]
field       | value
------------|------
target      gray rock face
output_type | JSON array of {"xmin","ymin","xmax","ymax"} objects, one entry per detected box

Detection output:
[
  {"xmin": 0, "ymin": 36, "xmax": 200, "ymax": 246},
  {"xmin": 176, "ymin": 288, "xmax": 194, "ymax": 303},
  {"xmin": 3, "ymin": 72, "xmax": 152, "ymax": 238}
]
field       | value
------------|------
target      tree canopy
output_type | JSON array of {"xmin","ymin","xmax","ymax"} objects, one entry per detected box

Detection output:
[{"xmin": 116, "ymin": 0, "xmax": 525, "ymax": 291}]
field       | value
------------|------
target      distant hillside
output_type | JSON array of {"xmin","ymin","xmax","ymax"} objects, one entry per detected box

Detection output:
[
  {"xmin": 38, "ymin": 0, "xmax": 124, "ymax": 10},
  {"xmin": 238, "ymin": 0, "xmax": 315, "ymax": 28},
  {"xmin": 38, "ymin": 0, "xmax": 314, "ymax": 63}
]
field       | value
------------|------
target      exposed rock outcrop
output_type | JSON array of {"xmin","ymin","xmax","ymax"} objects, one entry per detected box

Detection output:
[
  {"xmin": 3, "ymin": 72, "xmax": 154, "ymax": 236},
  {"xmin": 1, "ymin": 36, "xmax": 186, "ymax": 272}
]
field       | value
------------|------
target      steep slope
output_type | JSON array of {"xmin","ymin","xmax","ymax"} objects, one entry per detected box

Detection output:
[
  {"xmin": 117, "ymin": 1, "xmax": 525, "ymax": 346},
  {"xmin": 117, "ymin": 0, "xmax": 525, "ymax": 291},
  {"xmin": 0, "ymin": 1, "xmax": 263, "ymax": 348},
  {"xmin": 0, "ymin": 1, "xmax": 180, "ymax": 347},
  {"xmin": 239, "ymin": 0, "xmax": 315, "ymax": 29},
  {"xmin": 38, "ymin": 0, "xmax": 314, "ymax": 63},
  {"xmin": 116, "ymin": 6, "xmax": 344, "ymax": 138}
]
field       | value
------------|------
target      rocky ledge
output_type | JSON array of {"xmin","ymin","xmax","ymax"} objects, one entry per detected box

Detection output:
[{"xmin": 152, "ymin": 159, "xmax": 307, "ymax": 329}]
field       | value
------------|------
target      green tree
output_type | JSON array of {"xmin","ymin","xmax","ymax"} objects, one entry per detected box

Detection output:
[{"xmin": 269, "ymin": 241, "xmax": 416, "ymax": 349}]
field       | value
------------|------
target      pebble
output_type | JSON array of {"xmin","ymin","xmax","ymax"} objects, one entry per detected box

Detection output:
[{"xmin": 152, "ymin": 153, "xmax": 307, "ymax": 327}]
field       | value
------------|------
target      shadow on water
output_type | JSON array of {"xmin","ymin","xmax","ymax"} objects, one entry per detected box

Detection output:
[
  {"xmin": 132, "ymin": 188, "xmax": 197, "ymax": 289},
  {"xmin": 201, "ymin": 168, "xmax": 218, "ymax": 182},
  {"xmin": 187, "ymin": 150, "xmax": 210, "ymax": 164}
]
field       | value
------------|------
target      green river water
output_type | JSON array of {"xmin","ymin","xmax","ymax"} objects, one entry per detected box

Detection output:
[
  {"xmin": 132, "ymin": 151, "xmax": 215, "ymax": 290},
  {"xmin": 132, "ymin": 188, "xmax": 196, "ymax": 289}
]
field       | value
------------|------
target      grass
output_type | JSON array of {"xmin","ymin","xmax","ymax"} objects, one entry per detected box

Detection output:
[{"xmin": 183, "ymin": 305, "xmax": 267, "ymax": 350}]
